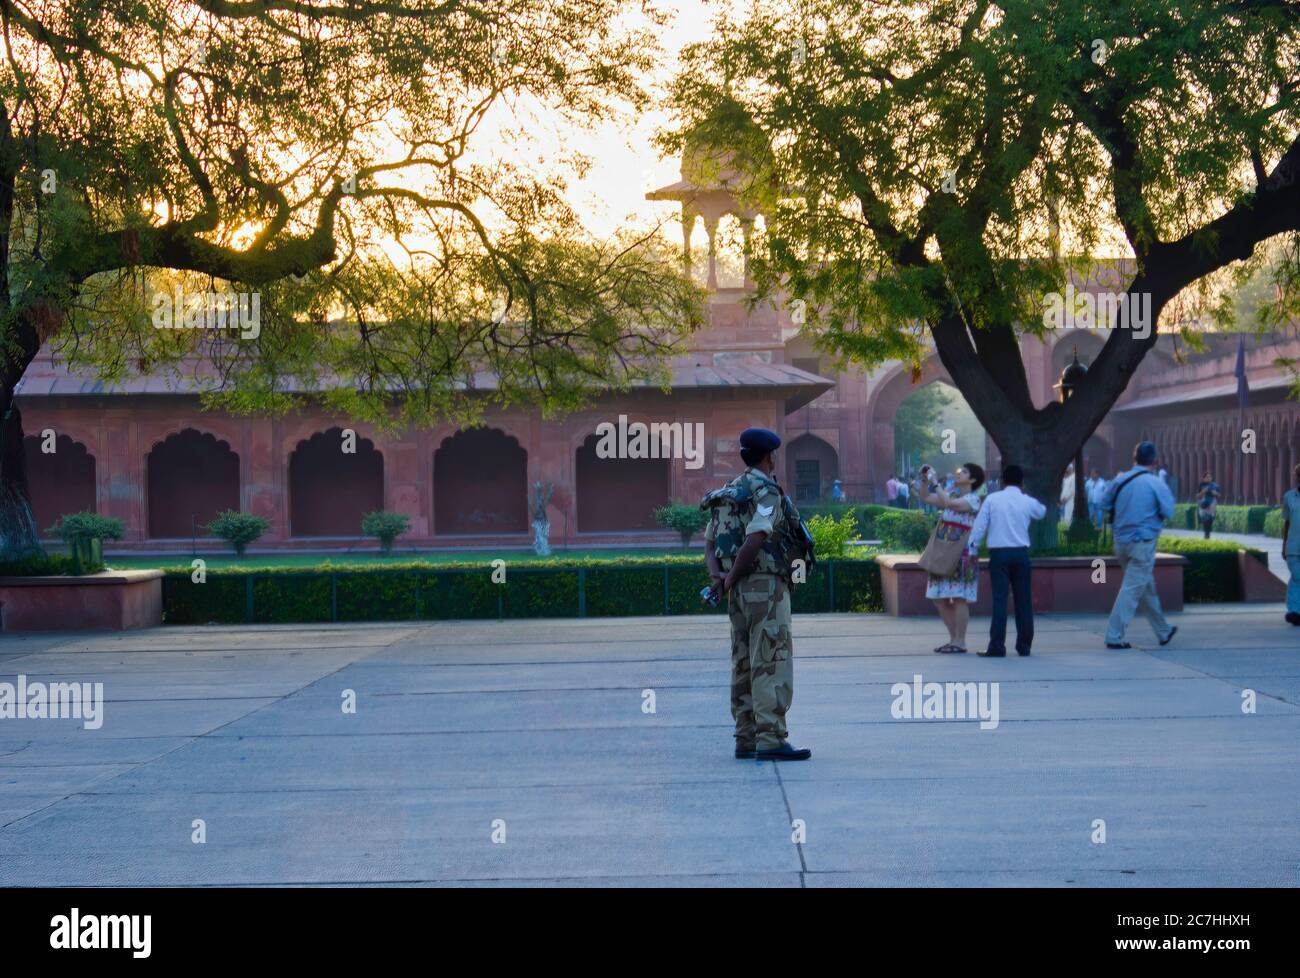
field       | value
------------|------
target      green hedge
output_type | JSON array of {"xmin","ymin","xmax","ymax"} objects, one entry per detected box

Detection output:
[
  {"xmin": 1263, "ymin": 509, "xmax": 1285, "ymax": 539},
  {"xmin": 1157, "ymin": 536, "xmax": 1260, "ymax": 603},
  {"xmin": 1172, "ymin": 503, "xmax": 1276, "ymax": 533},
  {"xmin": 1218, "ymin": 505, "xmax": 1275, "ymax": 534},
  {"xmin": 0, "ymin": 553, "xmax": 95, "ymax": 576},
  {"xmin": 156, "ymin": 530, "xmax": 1270, "ymax": 623},
  {"xmin": 161, "ymin": 558, "xmax": 885, "ymax": 624}
]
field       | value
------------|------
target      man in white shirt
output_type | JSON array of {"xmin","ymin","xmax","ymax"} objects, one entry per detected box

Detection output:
[{"xmin": 967, "ymin": 464, "xmax": 1048, "ymax": 657}]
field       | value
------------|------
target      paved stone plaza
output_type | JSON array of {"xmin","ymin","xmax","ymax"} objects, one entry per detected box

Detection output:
[{"xmin": 0, "ymin": 606, "xmax": 1296, "ymax": 887}]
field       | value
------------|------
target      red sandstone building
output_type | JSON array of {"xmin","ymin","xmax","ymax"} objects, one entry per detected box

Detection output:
[{"xmin": 17, "ymin": 167, "xmax": 1300, "ymax": 554}]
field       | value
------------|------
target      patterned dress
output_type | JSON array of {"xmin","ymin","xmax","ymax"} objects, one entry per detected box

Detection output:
[{"xmin": 924, "ymin": 491, "xmax": 981, "ymax": 602}]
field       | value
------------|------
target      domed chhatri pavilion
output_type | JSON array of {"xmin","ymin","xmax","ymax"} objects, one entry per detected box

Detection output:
[{"xmin": 17, "ymin": 152, "xmax": 1300, "ymax": 554}]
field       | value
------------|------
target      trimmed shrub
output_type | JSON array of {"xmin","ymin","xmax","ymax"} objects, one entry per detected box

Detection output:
[
  {"xmin": 807, "ymin": 508, "xmax": 858, "ymax": 558},
  {"xmin": 45, "ymin": 511, "xmax": 120, "ymax": 574},
  {"xmin": 654, "ymin": 500, "xmax": 709, "ymax": 548},
  {"xmin": 1155, "ymin": 537, "xmax": 1251, "ymax": 603},
  {"xmin": 206, "ymin": 511, "xmax": 270, "ymax": 556},
  {"xmin": 47, "ymin": 511, "xmax": 124, "ymax": 543},
  {"xmin": 873, "ymin": 509, "xmax": 935, "ymax": 552},
  {"xmin": 361, "ymin": 510, "xmax": 410, "ymax": 554},
  {"xmin": 1263, "ymin": 508, "xmax": 1285, "ymax": 539},
  {"xmin": 1246, "ymin": 506, "xmax": 1276, "ymax": 534},
  {"xmin": 801, "ymin": 502, "xmax": 893, "ymax": 539}
]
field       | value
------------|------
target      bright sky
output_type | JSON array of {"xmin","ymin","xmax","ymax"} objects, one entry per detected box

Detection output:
[{"xmin": 481, "ymin": 0, "xmax": 725, "ymax": 238}]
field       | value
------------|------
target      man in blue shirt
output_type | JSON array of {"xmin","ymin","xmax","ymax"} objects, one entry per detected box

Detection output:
[
  {"xmin": 1282, "ymin": 463, "xmax": 1300, "ymax": 626},
  {"xmin": 1102, "ymin": 441, "xmax": 1177, "ymax": 649}
]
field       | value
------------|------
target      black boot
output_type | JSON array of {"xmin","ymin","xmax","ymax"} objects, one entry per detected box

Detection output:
[{"xmin": 754, "ymin": 741, "xmax": 812, "ymax": 761}]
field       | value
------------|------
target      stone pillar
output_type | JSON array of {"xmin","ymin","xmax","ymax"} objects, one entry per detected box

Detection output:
[
  {"xmin": 245, "ymin": 416, "xmax": 283, "ymax": 542},
  {"xmin": 101, "ymin": 408, "xmax": 143, "ymax": 542},
  {"xmin": 382, "ymin": 433, "xmax": 427, "ymax": 539},
  {"xmin": 681, "ymin": 208, "xmax": 697, "ymax": 275},
  {"xmin": 704, "ymin": 215, "xmax": 719, "ymax": 291}
]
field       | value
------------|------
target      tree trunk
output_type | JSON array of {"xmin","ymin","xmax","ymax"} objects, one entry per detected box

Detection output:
[
  {"xmin": 0, "ymin": 99, "xmax": 42, "ymax": 559},
  {"xmin": 967, "ymin": 412, "xmax": 1067, "ymax": 550},
  {"xmin": 0, "ymin": 395, "xmax": 39, "ymax": 558},
  {"xmin": 1024, "ymin": 465, "xmax": 1062, "ymax": 551},
  {"xmin": 1068, "ymin": 452, "xmax": 1093, "ymax": 541}
]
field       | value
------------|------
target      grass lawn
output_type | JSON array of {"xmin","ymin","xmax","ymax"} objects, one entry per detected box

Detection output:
[{"xmin": 105, "ymin": 546, "xmax": 698, "ymax": 571}]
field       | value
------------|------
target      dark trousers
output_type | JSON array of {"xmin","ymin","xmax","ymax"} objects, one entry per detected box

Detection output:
[{"xmin": 988, "ymin": 546, "xmax": 1033, "ymax": 654}]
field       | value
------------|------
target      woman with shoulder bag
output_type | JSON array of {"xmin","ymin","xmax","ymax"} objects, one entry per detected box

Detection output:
[{"xmin": 913, "ymin": 462, "xmax": 986, "ymax": 653}]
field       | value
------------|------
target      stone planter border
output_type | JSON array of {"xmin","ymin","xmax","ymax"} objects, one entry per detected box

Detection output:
[
  {"xmin": 0, "ymin": 570, "xmax": 164, "ymax": 632},
  {"xmin": 875, "ymin": 553, "xmax": 1187, "ymax": 617}
]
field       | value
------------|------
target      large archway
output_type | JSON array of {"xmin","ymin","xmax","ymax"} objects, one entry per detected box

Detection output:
[
  {"xmin": 892, "ymin": 379, "xmax": 986, "ymax": 480},
  {"xmin": 575, "ymin": 432, "xmax": 670, "ymax": 532},
  {"xmin": 433, "ymin": 428, "xmax": 527, "ymax": 534},
  {"xmin": 785, "ymin": 434, "xmax": 839, "ymax": 505},
  {"xmin": 23, "ymin": 433, "xmax": 97, "ymax": 537},
  {"xmin": 147, "ymin": 429, "xmax": 240, "ymax": 538},
  {"xmin": 289, "ymin": 428, "xmax": 384, "ymax": 537}
]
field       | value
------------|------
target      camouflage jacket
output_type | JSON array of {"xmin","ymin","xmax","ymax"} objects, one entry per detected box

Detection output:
[{"xmin": 702, "ymin": 467, "xmax": 789, "ymax": 577}]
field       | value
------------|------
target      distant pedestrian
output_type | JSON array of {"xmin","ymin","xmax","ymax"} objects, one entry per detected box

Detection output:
[
  {"xmin": 1060, "ymin": 462, "xmax": 1076, "ymax": 523},
  {"xmin": 1282, "ymin": 464, "xmax": 1300, "ymax": 626},
  {"xmin": 1086, "ymin": 469, "xmax": 1107, "ymax": 528},
  {"xmin": 1102, "ymin": 441, "xmax": 1177, "ymax": 649},
  {"xmin": 895, "ymin": 479, "xmax": 910, "ymax": 509},
  {"xmin": 913, "ymin": 462, "xmax": 985, "ymax": 653},
  {"xmin": 831, "ymin": 479, "xmax": 845, "ymax": 503},
  {"xmin": 885, "ymin": 473, "xmax": 900, "ymax": 506},
  {"xmin": 968, "ymin": 464, "xmax": 1047, "ymax": 657},
  {"xmin": 1197, "ymin": 473, "xmax": 1220, "ymax": 539}
]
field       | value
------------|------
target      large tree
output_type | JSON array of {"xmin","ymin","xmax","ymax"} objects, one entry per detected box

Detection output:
[
  {"xmin": 0, "ymin": 0, "xmax": 701, "ymax": 554},
  {"xmin": 667, "ymin": 0, "xmax": 1300, "ymax": 544}
]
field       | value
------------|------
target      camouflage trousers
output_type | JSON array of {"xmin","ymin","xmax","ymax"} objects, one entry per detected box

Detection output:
[{"xmin": 728, "ymin": 573, "xmax": 794, "ymax": 751}]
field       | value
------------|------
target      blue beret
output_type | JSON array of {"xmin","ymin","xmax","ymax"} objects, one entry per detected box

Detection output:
[{"xmin": 739, "ymin": 427, "xmax": 781, "ymax": 453}]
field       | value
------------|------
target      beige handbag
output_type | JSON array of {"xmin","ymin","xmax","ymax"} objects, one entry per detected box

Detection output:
[{"xmin": 916, "ymin": 516, "xmax": 971, "ymax": 577}]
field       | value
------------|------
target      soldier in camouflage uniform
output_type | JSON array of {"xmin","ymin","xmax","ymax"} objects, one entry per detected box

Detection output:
[{"xmin": 704, "ymin": 428, "xmax": 811, "ymax": 761}]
